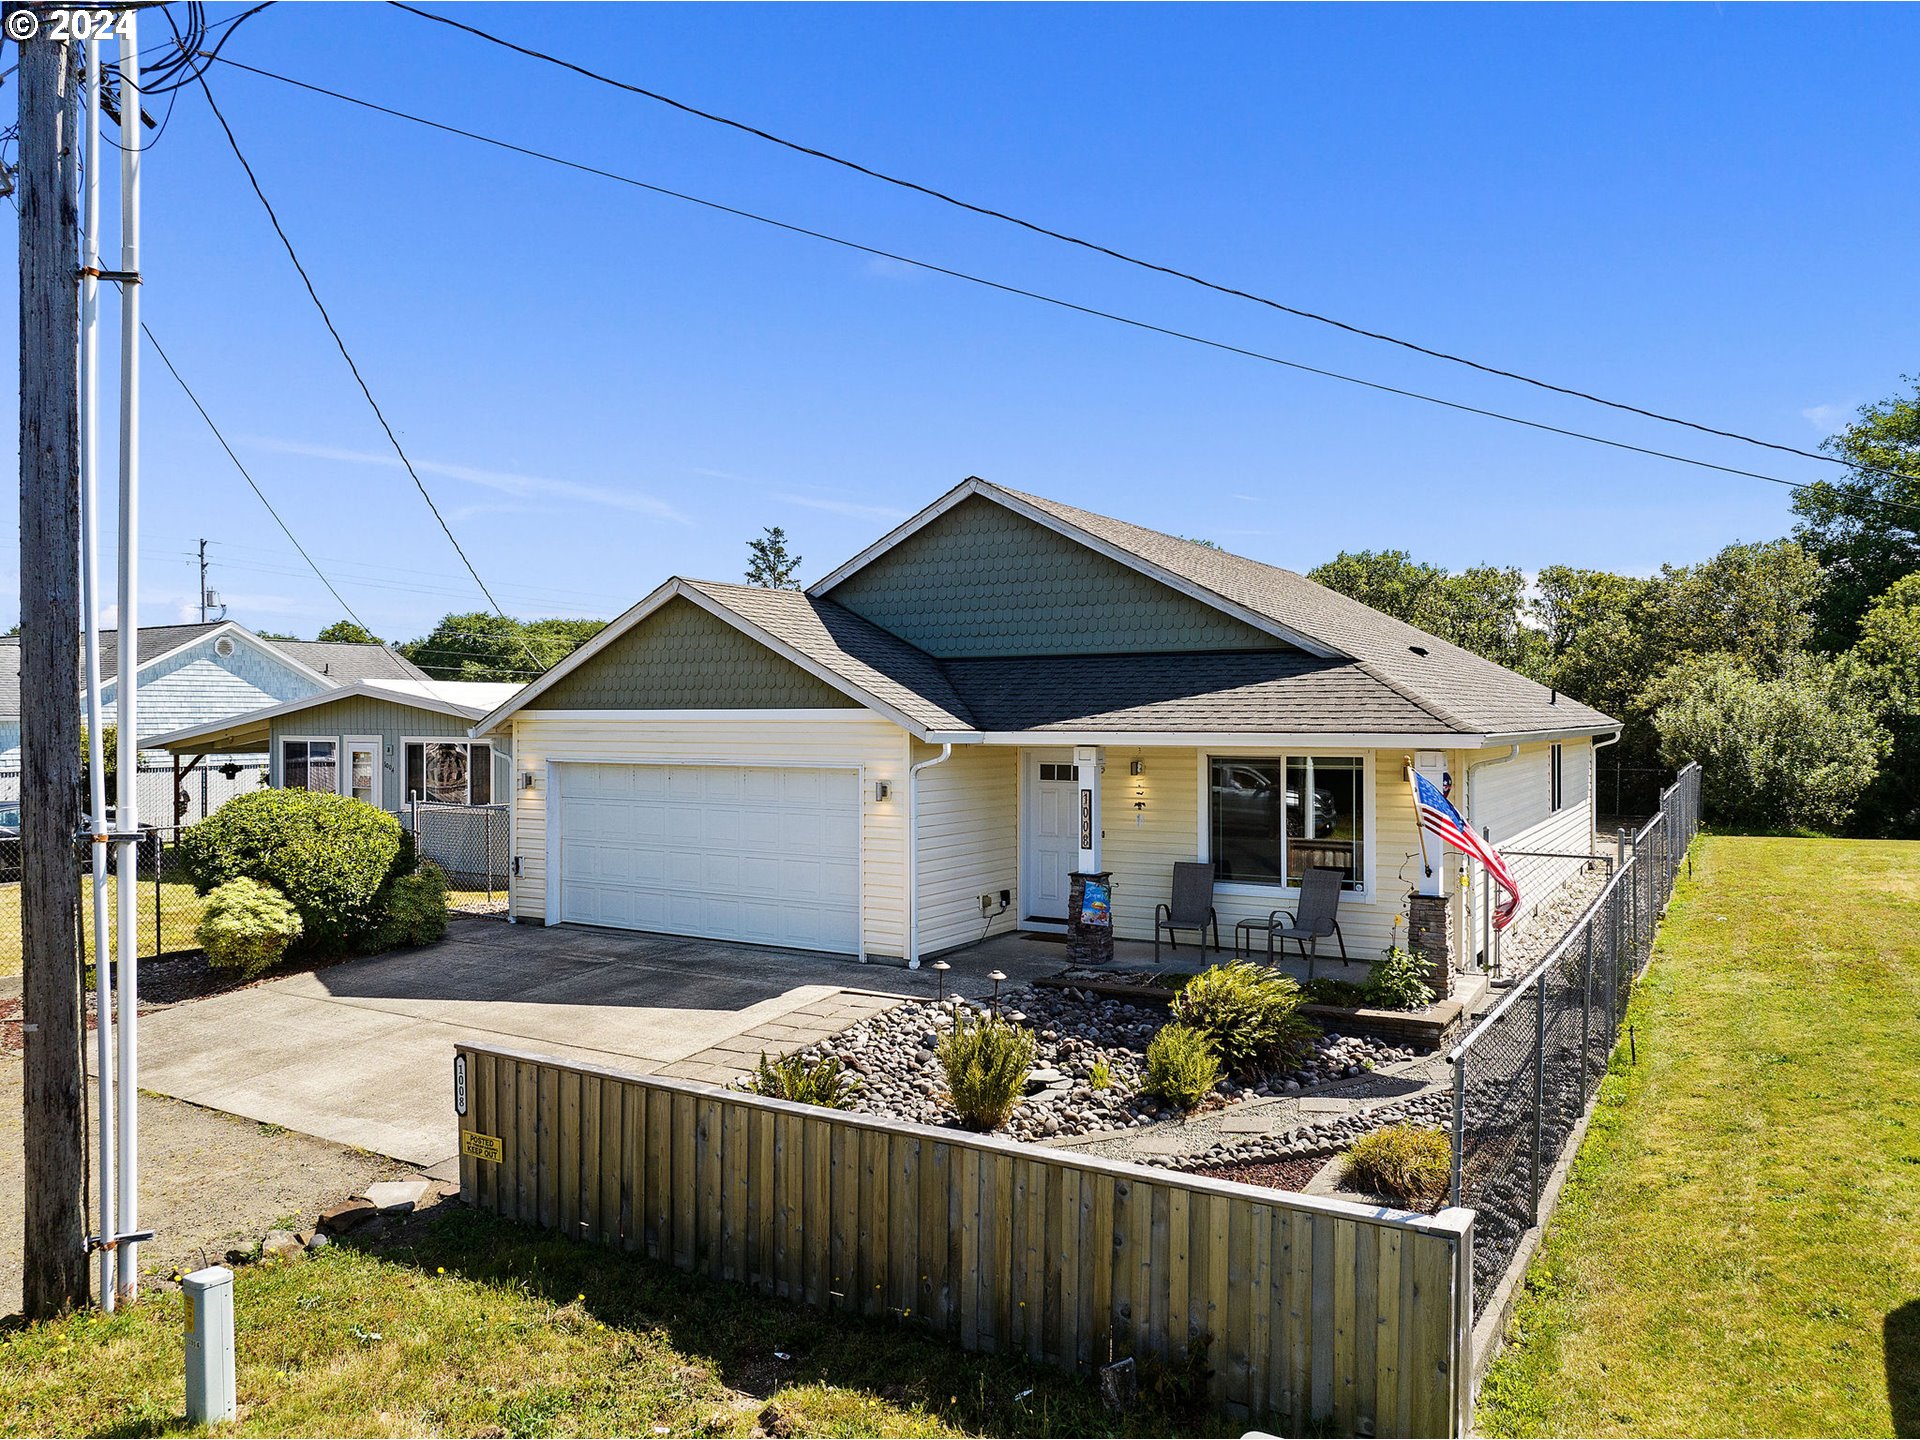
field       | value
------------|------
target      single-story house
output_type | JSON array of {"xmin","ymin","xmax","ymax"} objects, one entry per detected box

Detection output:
[
  {"xmin": 145, "ymin": 679, "xmax": 521, "ymax": 813},
  {"xmin": 475, "ymin": 478, "xmax": 1619, "ymax": 968},
  {"xmin": 0, "ymin": 620, "xmax": 430, "ymax": 817}
]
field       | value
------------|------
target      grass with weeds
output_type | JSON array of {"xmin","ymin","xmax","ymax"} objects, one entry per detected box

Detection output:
[
  {"xmin": 1477, "ymin": 835, "xmax": 1920, "ymax": 1437},
  {"xmin": 0, "ymin": 1203, "xmax": 1219, "ymax": 1438},
  {"xmin": 0, "ymin": 876, "xmax": 207, "ymax": 977}
]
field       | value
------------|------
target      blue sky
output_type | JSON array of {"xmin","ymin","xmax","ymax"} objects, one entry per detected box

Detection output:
[{"xmin": 4, "ymin": 2, "xmax": 1915, "ymax": 640}]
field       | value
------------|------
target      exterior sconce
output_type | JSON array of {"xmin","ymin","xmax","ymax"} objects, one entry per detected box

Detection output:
[
  {"xmin": 1129, "ymin": 758, "xmax": 1143, "ymax": 776},
  {"xmin": 874, "ymin": 780, "xmax": 892, "ymax": 802},
  {"xmin": 520, "ymin": 771, "xmax": 537, "ymax": 791}
]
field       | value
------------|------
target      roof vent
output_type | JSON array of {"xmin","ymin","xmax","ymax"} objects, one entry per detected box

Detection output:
[
  {"xmin": 1408, "ymin": 644, "xmax": 1429, "ymax": 657},
  {"xmin": 213, "ymin": 636, "xmax": 236, "ymax": 658}
]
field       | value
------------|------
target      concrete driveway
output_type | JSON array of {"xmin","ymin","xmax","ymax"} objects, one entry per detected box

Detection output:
[{"xmin": 131, "ymin": 918, "xmax": 1065, "ymax": 1168}]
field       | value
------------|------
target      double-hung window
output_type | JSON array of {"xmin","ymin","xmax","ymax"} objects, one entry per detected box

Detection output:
[
  {"xmin": 281, "ymin": 738, "xmax": 338, "ymax": 794},
  {"xmin": 1208, "ymin": 755, "xmax": 1365, "ymax": 890},
  {"xmin": 404, "ymin": 740, "xmax": 493, "ymax": 805}
]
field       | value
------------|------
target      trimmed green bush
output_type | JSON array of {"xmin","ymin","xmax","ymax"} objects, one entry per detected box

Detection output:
[
  {"xmin": 744, "ymin": 1051, "xmax": 861, "ymax": 1109},
  {"xmin": 1340, "ymin": 1124, "xmax": 1451, "ymax": 1210},
  {"xmin": 937, "ymin": 1011, "xmax": 1036, "ymax": 1131},
  {"xmin": 196, "ymin": 877, "xmax": 303, "ymax": 978},
  {"xmin": 1363, "ymin": 946, "xmax": 1436, "ymax": 1011},
  {"xmin": 1170, "ymin": 961, "xmax": 1320, "ymax": 1078},
  {"xmin": 179, "ymin": 789, "xmax": 403, "ymax": 953},
  {"xmin": 1144, "ymin": 1023, "xmax": 1222, "ymax": 1111},
  {"xmin": 370, "ymin": 861, "xmax": 450, "ymax": 951}
]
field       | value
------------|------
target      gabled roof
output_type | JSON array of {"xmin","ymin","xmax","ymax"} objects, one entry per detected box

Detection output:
[
  {"xmin": 145, "ymin": 679, "xmax": 523, "ymax": 753},
  {"xmin": 0, "ymin": 620, "xmax": 427, "ymax": 717},
  {"xmin": 475, "ymin": 578, "xmax": 976, "ymax": 736},
  {"xmin": 814, "ymin": 478, "xmax": 1616, "ymax": 738}
]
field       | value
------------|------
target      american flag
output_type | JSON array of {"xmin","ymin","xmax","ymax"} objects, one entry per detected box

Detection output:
[{"xmin": 1410, "ymin": 769, "xmax": 1521, "ymax": 931}]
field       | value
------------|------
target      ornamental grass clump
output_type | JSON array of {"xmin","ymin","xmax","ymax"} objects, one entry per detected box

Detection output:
[
  {"xmin": 937, "ymin": 1010, "xmax": 1036, "ymax": 1131},
  {"xmin": 1170, "ymin": 961, "xmax": 1319, "ymax": 1078},
  {"xmin": 196, "ymin": 877, "xmax": 303, "ymax": 979},
  {"xmin": 1144, "ymin": 1023, "xmax": 1223, "ymax": 1112},
  {"xmin": 745, "ymin": 1051, "xmax": 861, "ymax": 1110},
  {"xmin": 1340, "ymin": 1123, "xmax": 1452, "ymax": 1210}
]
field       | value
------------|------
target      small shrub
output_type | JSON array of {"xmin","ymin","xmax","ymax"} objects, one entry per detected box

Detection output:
[
  {"xmin": 179, "ymin": 789, "xmax": 402, "ymax": 953},
  {"xmin": 937, "ymin": 1011, "xmax": 1036, "ymax": 1130},
  {"xmin": 1302, "ymin": 977, "xmax": 1369, "ymax": 1007},
  {"xmin": 745, "ymin": 1051, "xmax": 861, "ymax": 1109},
  {"xmin": 369, "ymin": 861, "xmax": 449, "ymax": 951},
  {"xmin": 1341, "ymin": 1124, "xmax": 1452, "ymax": 1210},
  {"xmin": 1363, "ymin": 946, "xmax": 1436, "ymax": 1011},
  {"xmin": 1170, "ymin": 961, "xmax": 1319, "ymax": 1078},
  {"xmin": 196, "ymin": 877, "xmax": 303, "ymax": 978},
  {"xmin": 1144, "ymin": 1023, "xmax": 1222, "ymax": 1111},
  {"xmin": 1088, "ymin": 1058, "xmax": 1116, "ymax": 1093}
]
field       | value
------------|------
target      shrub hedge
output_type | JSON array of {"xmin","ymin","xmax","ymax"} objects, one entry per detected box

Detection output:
[
  {"xmin": 196, "ymin": 877, "xmax": 303, "ymax": 978},
  {"xmin": 1341, "ymin": 1123, "xmax": 1451, "ymax": 1210},
  {"xmin": 1144, "ymin": 1023, "xmax": 1223, "ymax": 1111},
  {"xmin": 1170, "ymin": 961, "xmax": 1319, "ymax": 1078},
  {"xmin": 180, "ymin": 789, "xmax": 403, "ymax": 954},
  {"xmin": 938, "ymin": 1011, "xmax": 1035, "ymax": 1131}
]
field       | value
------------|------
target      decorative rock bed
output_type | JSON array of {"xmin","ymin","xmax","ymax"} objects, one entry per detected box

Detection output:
[
  {"xmin": 777, "ymin": 984, "xmax": 1415, "ymax": 1146},
  {"xmin": 1157, "ymin": 1088, "xmax": 1453, "ymax": 1174}
]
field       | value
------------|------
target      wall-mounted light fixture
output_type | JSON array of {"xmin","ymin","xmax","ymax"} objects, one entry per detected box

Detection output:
[
  {"xmin": 520, "ymin": 770, "xmax": 537, "ymax": 791},
  {"xmin": 874, "ymin": 780, "xmax": 892, "ymax": 802},
  {"xmin": 1129, "ymin": 758, "xmax": 1144, "ymax": 776}
]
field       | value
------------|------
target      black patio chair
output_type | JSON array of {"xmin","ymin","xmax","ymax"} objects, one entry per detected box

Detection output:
[
  {"xmin": 1154, "ymin": 861, "xmax": 1220, "ymax": 960},
  {"xmin": 1263, "ymin": 865, "xmax": 1351, "ymax": 979}
]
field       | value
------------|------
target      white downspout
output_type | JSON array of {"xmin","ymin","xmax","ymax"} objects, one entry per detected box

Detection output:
[
  {"xmin": 1591, "ymin": 727, "xmax": 1621, "ymax": 836},
  {"xmin": 1464, "ymin": 744, "xmax": 1519, "ymax": 975},
  {"xmin": 905, "ymin": 743, "xmax": 952, "ymax": 969}
]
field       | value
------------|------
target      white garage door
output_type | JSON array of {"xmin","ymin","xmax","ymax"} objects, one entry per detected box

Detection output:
[{"xmin": 555, "ymin": 762, "xmax": 860, "ymax": 954}]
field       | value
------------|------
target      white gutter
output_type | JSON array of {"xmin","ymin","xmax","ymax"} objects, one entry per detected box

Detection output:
[{"xmin": 904, "ymin": 743, "xmax": 952, "ymax": 969}]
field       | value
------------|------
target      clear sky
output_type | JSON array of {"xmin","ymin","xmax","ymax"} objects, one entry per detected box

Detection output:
[{"xmin": 4, "ymin": 1, "xmax": 1915, "ymax": 641}]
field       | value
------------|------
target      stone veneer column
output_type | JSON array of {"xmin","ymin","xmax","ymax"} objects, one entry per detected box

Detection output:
[{"xmin": 1407, "ymin": 892, "xmax": 1453, "ymax": 999}]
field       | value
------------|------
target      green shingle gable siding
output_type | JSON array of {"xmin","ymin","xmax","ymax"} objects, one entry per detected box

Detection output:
[
  {"xmin": 527, "ymin": 597, "xmax": 858, "ymax": 711},
  {"xmin": 823, "ymin": 496, "xmax": 1288, "ymax": 657}
]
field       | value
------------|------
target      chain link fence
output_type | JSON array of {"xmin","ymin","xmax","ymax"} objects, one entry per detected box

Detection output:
[
  {"xmin": 0, "ymin": 822, "xmax": 209, "ymax": 973},
  {"xmin": 404, "ymin": 801, "xmax": 509, "ymax": 915},
  {"xmin": 1448, "ymin": 762, "xmax": 1701, "ymax": 1314}
]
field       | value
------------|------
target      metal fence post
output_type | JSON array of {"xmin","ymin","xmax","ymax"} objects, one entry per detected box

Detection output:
[
  {"xmin": 1530, "ymin": 973, "xmax": 1546, "ymax": 1226},
  {"xmin": 152, "ymin": 831, "xmax": 161, "ymax": 959},
  {"xmin": 1580, "ymin": 920, "xmax": 1593, "ymax": 1090},
  {"xmin": 1449, "ymin": 1054, "xmax": 1465, "ymax": 1209}
]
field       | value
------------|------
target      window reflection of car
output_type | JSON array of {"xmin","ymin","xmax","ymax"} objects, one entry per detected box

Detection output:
[{"xmin": 1213, "ymin": 766, "xmax": 1336, "ymax": 832}]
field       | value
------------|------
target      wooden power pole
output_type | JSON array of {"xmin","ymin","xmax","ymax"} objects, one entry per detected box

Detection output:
[{"xmin": 16, "ymin": 18, "xmax": 90, "ymax": 1316}]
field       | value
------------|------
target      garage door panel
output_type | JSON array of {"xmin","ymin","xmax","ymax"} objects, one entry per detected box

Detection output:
[{"xmin": 557, "ymin": 762, "xmax": 860, "ymax": 954}]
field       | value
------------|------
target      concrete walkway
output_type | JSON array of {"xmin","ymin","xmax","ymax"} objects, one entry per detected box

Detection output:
[{"xmin": 127, "ymin": 918, "xmax": 1066, "ymax": 1168}]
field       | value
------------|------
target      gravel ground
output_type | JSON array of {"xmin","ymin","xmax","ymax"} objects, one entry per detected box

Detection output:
[
  {"xmin": 780, "ymin": 983, "xmax": 1415, "ymax": 1145},
  {"xmin": 0, "ymin": 1054, "xmax": 411, "ymax": 1317},
  {"xmin": 1495, "ymin": 866, "xmax": 1610, "ymax": 979}
]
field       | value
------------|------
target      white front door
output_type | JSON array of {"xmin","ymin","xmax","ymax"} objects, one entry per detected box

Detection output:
[
  {"xmin": 1022, "ymin": 753, "xmax": 1079, "ymax": 926},
  {"xmin": 344, "ymin": 737, "xmax": 381, "ymax": 808}
]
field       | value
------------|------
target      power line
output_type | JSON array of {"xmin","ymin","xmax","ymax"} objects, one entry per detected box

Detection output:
[
  {"xmin": 185, "ymin": 67, "xmax": 547, "ymax": 644},
  {"xmin": 143, "ymin": 324, "xmax": 383, "ymax": 639},
  {"xmin": 387, "ymin": 0, "xmax": 1890, "ymax": 486},
  {"xmin": 210, "ymin": 55, "xmax": 1920, "ymax": 521}
]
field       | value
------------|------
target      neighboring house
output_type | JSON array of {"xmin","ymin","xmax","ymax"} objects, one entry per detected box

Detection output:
[
  {"xmin": 0, "ymin": 619, "xmax": 428, "ymax": 770},
  {"xmin": 476, "ymin": 478, "xmax": 1619, "ymax": 967},
  {"xmin": 143, "ymin": 679, "xmax": 520, "ymax": 813}
]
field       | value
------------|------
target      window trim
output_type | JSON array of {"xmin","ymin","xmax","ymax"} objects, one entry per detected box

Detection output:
[
  {"xmin": 278, "ymin": 735, "xmax": 340, "ymax": 795},
  {"xmin": 401, "ymin": 736, "xmax": 495, "ymax": 807},
  {"xmin": 1196, "ymin": 749, "xmax": 1375, "ymax": 897}
]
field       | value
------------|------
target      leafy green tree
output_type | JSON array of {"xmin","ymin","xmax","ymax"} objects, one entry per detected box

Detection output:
[
  {"xmin": 1654, "ymin": 539, "xmax": 1823, "ymax": 677},
  {"xmin": 316, "ymin": 619, "xmax": 382, "ymax": 645},
  {"xmin": 1845, "ymin": 573, "xmax": 1920, "ymax": 836},
  {"xmin": 1792, "ymin": 378, "xmax": 1920, "ymax": 649},
  {"xmin": 401, "ymin": 612, "xmax": 606, "ymax": 682},
  {"xmin": 745, "ymin": 527, "xmax": 802, "ymax": 589},
  {"xmin": 1649, "ymin": 652, "xmax": 1888, "ymax": 833},
  {"xmin": 1308, "ymin": 550, "xmax": 1545, "ymax": 677},
  {"xmin": 78, "ymin": 722, "xmax": 118, "ymax": 805}
]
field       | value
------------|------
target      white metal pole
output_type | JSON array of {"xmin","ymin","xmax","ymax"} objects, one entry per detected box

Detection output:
[
  {"xmin": 112, "ymin": 11, "xmax": 143, "ymax": 1301},
  {"xmin": 77, "ymin": 32, "xmax": 117, "ymax": 1311}
]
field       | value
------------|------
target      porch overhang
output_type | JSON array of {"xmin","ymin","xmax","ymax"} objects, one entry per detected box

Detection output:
[{"xmin": 947, "ymin": 730, "xmax": 1493, "ymax": 749}]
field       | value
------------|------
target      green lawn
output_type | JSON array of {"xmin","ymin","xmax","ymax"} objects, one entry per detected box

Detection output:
[
  {"xmin": 1477, "ymin": 835, "xmax": 1920, "ymax": 1437},
  {"xmin": 0, "ymin": 877, "xmax": 208, "ymax": 978},
  {"xmin": 0, "ymin": 1204, "xmax": 1217, "ymax": 1438}
]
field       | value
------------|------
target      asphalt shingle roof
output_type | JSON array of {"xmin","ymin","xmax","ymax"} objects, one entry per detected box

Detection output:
[{"xmin": 996, "ymin": 485, "xmax": 1616, "ymax": 736}]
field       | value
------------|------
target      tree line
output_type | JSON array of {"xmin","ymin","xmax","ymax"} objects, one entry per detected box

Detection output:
[{"xmin": 1308, "ymin": 377, "xmax": 1919, "ymax": 836}]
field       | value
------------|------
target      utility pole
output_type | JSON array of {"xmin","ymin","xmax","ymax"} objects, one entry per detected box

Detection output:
[
  {"xmin": 198, "ymin": 537, "xmax": 207, "ymax": 622},
  {"xmin": 17, "ymin": 16, "xmax": 91, "ymax": 1316}
]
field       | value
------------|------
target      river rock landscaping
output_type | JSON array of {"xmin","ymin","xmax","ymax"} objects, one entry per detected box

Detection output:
[{"xmin": 777, "ymin": 983, "xmax": 1414, "ymax": 1146}]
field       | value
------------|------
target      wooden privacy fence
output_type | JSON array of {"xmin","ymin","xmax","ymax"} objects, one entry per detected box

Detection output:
[{"xmin": 454, "ymin": 1043, "xmax": 1475, "ymax": 1437}]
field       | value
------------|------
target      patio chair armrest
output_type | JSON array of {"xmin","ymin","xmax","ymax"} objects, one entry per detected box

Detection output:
[
  {"xmin": 1155, "ymin": 902, "xmax": 1172, "ymax": 924},
  {"xmin": 1265, "ymin": 908, "xmax": 1297, "ymax": 928}
]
